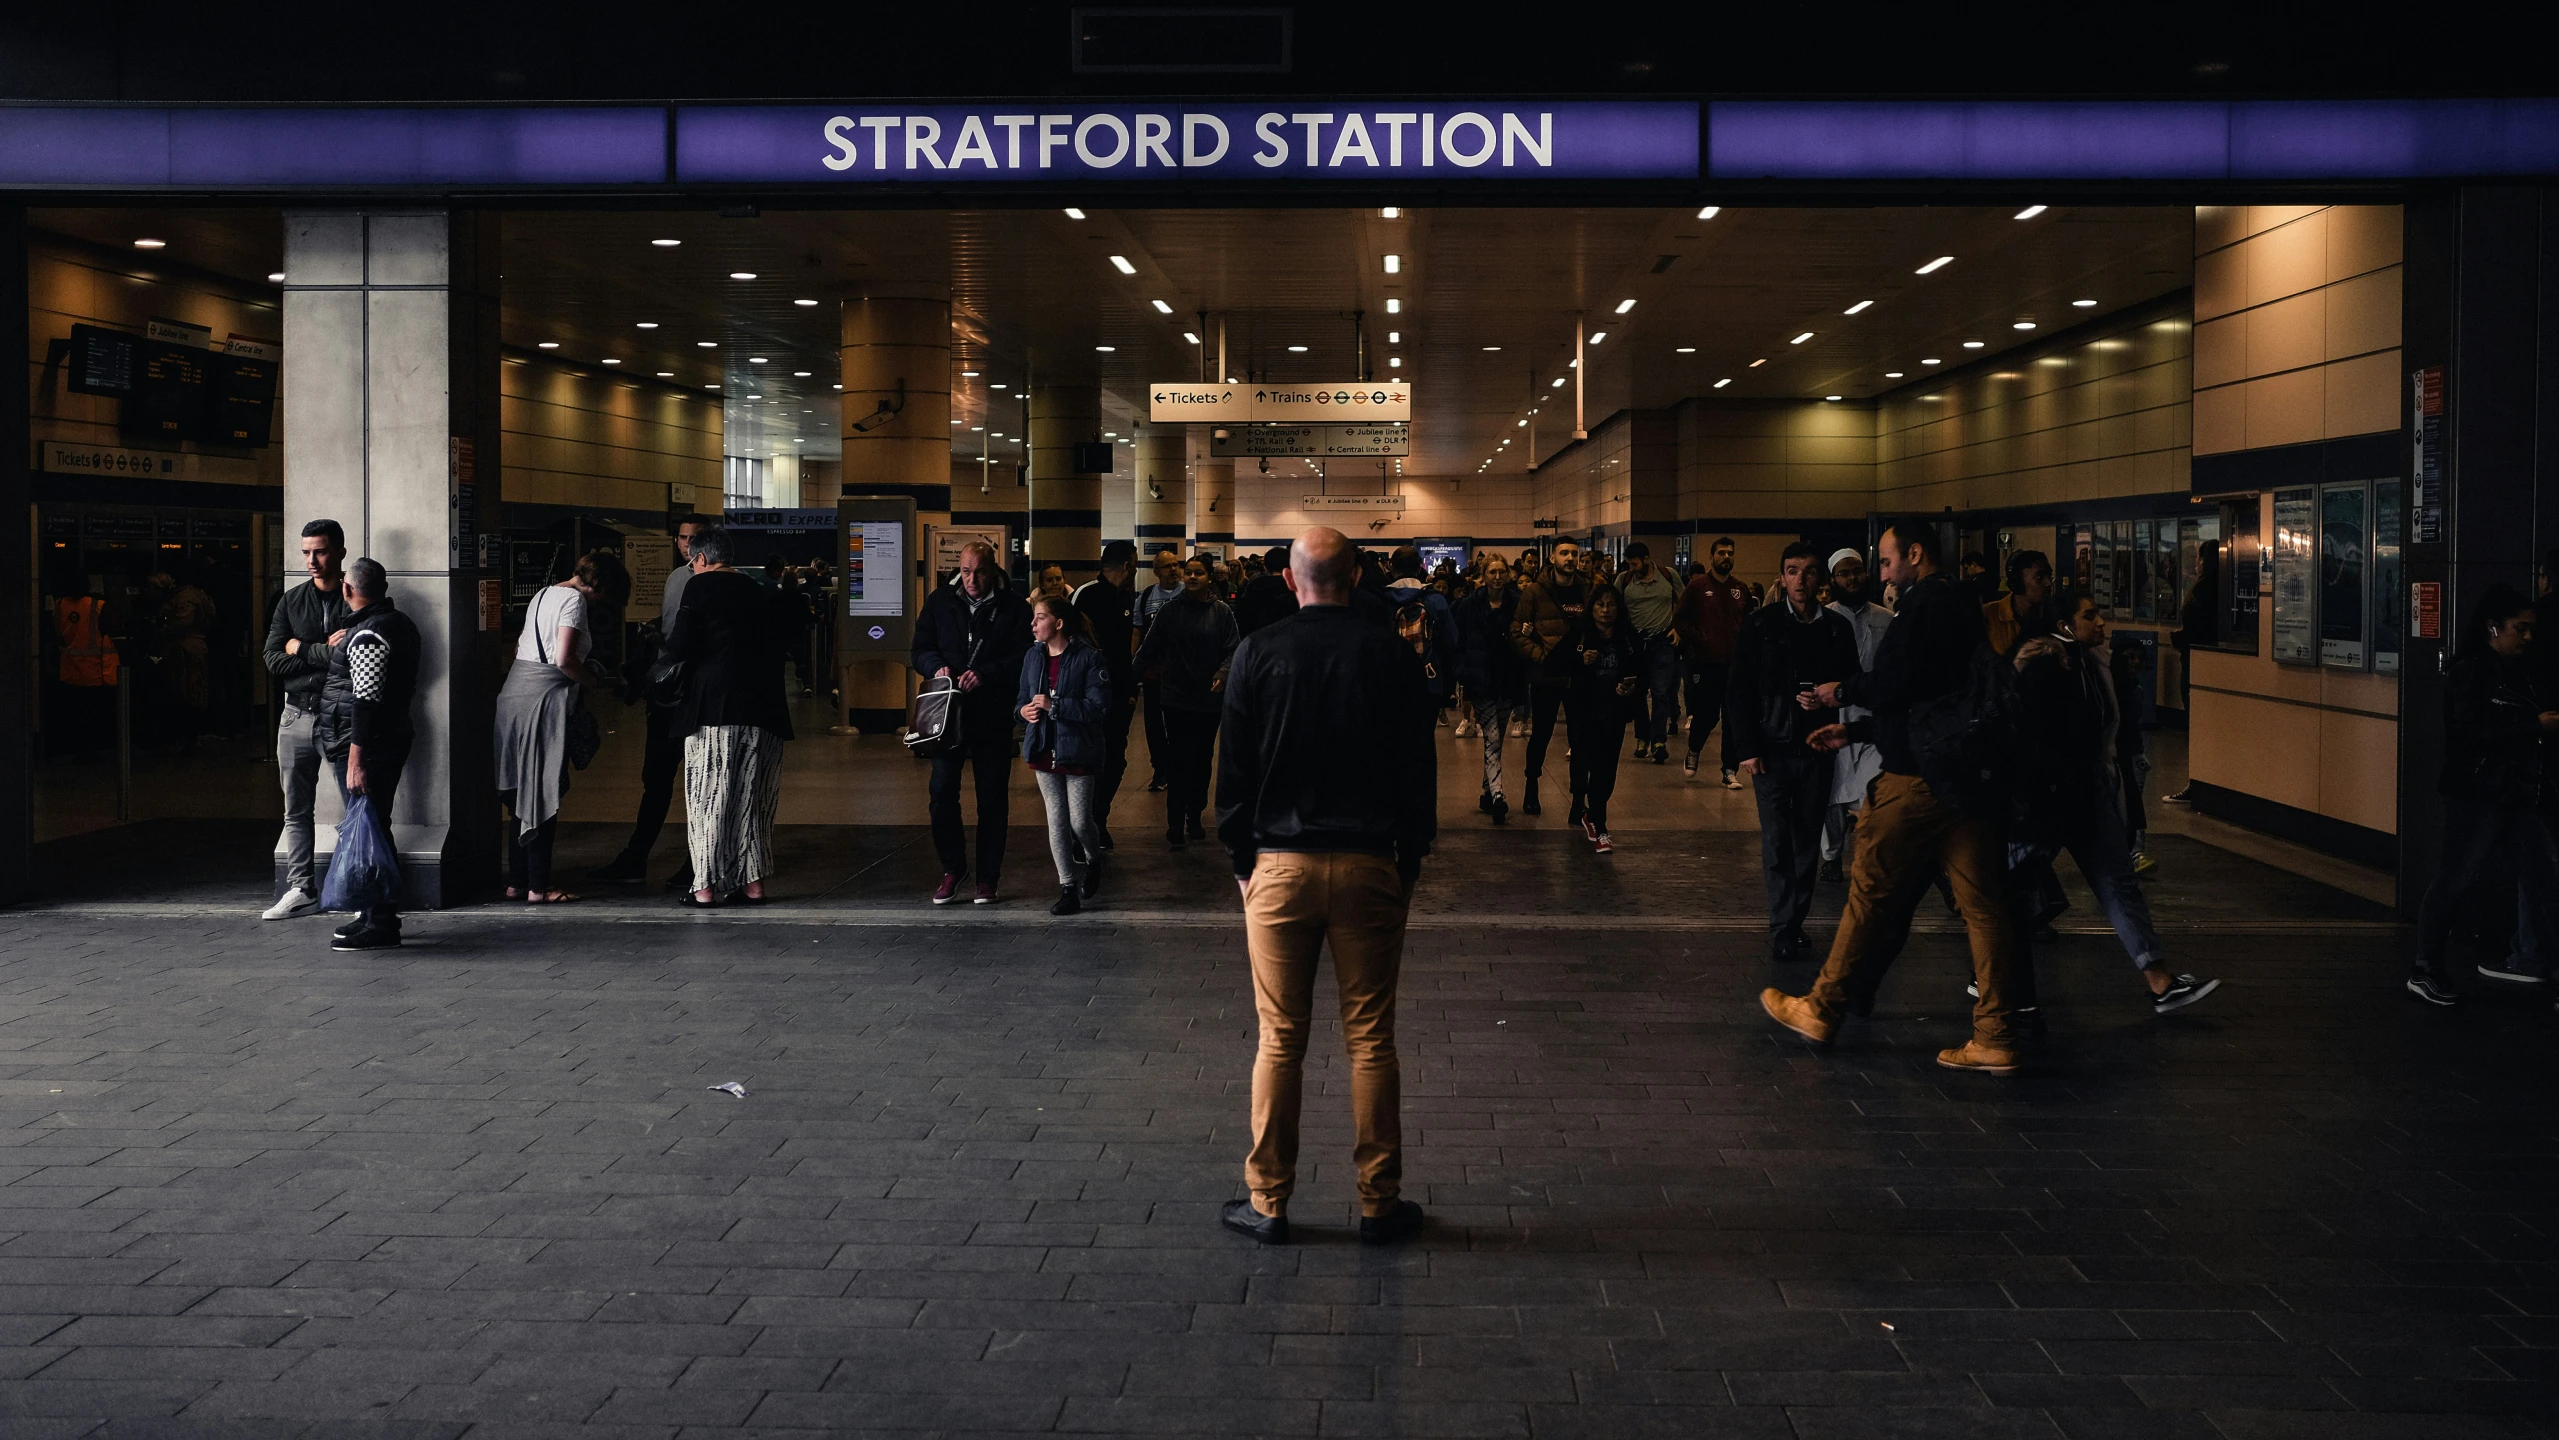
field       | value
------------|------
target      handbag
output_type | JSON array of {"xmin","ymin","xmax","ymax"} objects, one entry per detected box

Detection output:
[
  {"xmin": 533, "ymin": 587, "xmax": 602, "ymax": 770},
  {"xmin": 904, "ymin": 630, "xmax": 986, "ymax": 757}
]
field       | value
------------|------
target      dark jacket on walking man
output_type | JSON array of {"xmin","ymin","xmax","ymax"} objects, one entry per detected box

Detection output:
[
  {"xmin": 911, "ymin": 541, "xmax": 1034, "ymax": 904},
  {"xmin": 1215, "ymin": 526, "xmax": 1435, "ymax": 1251},
  {"xmin": 1727, "ymin": 543, "xmax": 1860, "ymax": 963}
]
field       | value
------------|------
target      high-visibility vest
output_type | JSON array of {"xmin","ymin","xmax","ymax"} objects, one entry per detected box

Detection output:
[{"xmin": 54, "ymin": 595, "xmax": 119, "ymax": 688}]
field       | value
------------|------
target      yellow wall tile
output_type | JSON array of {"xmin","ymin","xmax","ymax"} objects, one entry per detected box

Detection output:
[
  {"xmin": 2323, "ymin": 267, "xmax": 2402, "ymax": 360},
  {"xmin": 2246, "ymin": 210, "xmax": 2331, "ymax": 308},
  {"xmin": 2195, "ymin": 246, "xmax": 2247, "ymax": 321},
  {"xmin": 2245, "ymin": 290, "xmax": 2326, "ymax": 377},
  {"xmin": 2322, "ymin": 349, "xmax": 2401, "ymax": 438},
  {"xmin": 2325, "ymin": 204, "xmax": 2404, "ymax": 280},
  {"xmin": 2195, "ymin": 204, "xmax": 2247, "ymax": 253},
  {"xmin": 2192, "ymin": 315, "xmax": 2246, "ymax": 389},
  {"xmin": 2244, "ymin": 368, "xmax": 2325, "ymax": 450}
]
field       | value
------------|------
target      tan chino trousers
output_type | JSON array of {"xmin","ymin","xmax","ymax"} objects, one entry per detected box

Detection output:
[{"xmin": 1805, "ymin": 771, "xmax": 2023, "ymax": 1046}]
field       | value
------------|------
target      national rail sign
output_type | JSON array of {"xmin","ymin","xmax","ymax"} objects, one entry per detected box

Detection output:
[
  {"xmin": 1148, "ymin": 381, "xmax": 1410, "ymax": 424},
  {"xmin": 1211, "ymin": 424, "xmax": 1409, "ymax": 458}
]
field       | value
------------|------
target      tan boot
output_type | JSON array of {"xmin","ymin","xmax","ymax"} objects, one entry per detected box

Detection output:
[
  {"xmin": 1936, "ymin": 1039, "xmax": 2021, "ymax": 1075},
  {"xmin": 1760, "ymin": 988, "xmax": 1836, "ymax": 1046}
]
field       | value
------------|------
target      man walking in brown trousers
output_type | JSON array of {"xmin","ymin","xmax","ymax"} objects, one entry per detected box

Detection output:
[{"xmin": 1214, "ymin": 526, "xmax": 1437, "ymax": 1246}]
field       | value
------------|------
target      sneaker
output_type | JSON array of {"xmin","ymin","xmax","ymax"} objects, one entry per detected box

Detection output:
[
  {"xmin": 2130, "ymin": 850, "xmax": 2159, "ymax": 877},
  {"xmin": 2477, "ymin": 960, "xmax": 2545, "ymax": 985},
  {"xmin": 2163, "ymin": 788, "xmax": 2193, "ymax": 805},
  {"xmin": 261, "ymin": 888, "xmax": 320, "ymax": 922},
  {"xmin": 1722, "ymin": 768, "xmax": 1744, "ymax": 791},
  {"xmin": 1683, "ymin": 752, "xmax": 1699, "ymax": 778},
  {"xmin": 1759, "ymin": 988, "xmax": 1836, "ymax": 1046},
  {"xmin": 1079, "ymin": 853, "xmax": 1105, "ymax": 901},
  {"xmin": 1965, "ymin": 981, "xmax": 1980, "ymax": 999},
  {"xmin": 331, "ymin": 917, "xmax": 364, "ymax": 941},
  {"xmin": 1220, "ymin": 1198, "xmax": 1289, "ymax": 1246},
  {"xmin": 1358, "ymin": 1199, "xmax": 1426, "ymax": 1247},
  {"xmin": 331, "ymin": 923, "xmax": 402, "ymax": 952},
  {"xmin": 1581, "ymin": 817, "xmax": 1600, "ymax": 843},
  {"xmin": 1593, "ymin": 832, "xmax": 1613, "ymax": 854},
  {"xmin": 2151, "ymin": 974, "xmax": 2220, "ymax": 1014},
  {"xmin": 931, "ymin": 872, "xmax": 963, "ymax": 905},
  {"xmin": 1936, "ymin": 1039, "xmax": 2021, "ymax": 1075},
  {"xmin": 2406, "ymin": 974, "xmax": 2461, "ymax": 1007},
  {"xmin": 1490, "ymin": 795, "xmax": 1510, "ymax": 826},
  {"xmin": 1051, "ymin": 886, "xmax": 1081, "ymax": 916},
  {"xmin": 973, "ymin": 884, "xmax": 999, "ymax": 905}
]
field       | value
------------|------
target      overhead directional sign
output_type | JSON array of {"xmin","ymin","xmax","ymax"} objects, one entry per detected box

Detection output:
[
  {"xmin": 1149, "ymin": 381, "xmax": 1410, "ymax": 424},
  {"xmin": 1212, "ymin": 424, "xmax": 1409, "ymax": 457}
]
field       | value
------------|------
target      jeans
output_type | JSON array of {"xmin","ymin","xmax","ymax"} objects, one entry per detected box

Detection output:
[
  {"xmin": 1805, "ymin": 772, "xmax": 2022, "ymax": 1046},
  {"xmin": 929, "ymin": 738, "xmax": 1013, "ymax": 881},
  {"xmin": 2414, "ymin": 794, "xmax": 2559, "ymax": 980},
  {"xmin": 1162, "ymin": 706, "xmax": 1220, "ymax": 831},
  {"xmin": 1634, "ymin": 633, "xmax": 1682, "ymax": 746},
  {"xmin": 1684, "ymin": 659, "xmax": 1736, "ymax": 769},
  {"xmin": 1751, "ymin": 750, "xmax": 1836, "ymax": 947},
  {"xmin": 1034, "ymin": 768, "xmax": 1101, "ymax": 887},
  {"xmin": 328, "ymin": 743, "xmax": 407, "ymax": 934},
  {"xmin": 1474, "ymin": 699, "xmax": 1523, "ymax": 800},
  {"xmin": 1241, "ymin": 850, "xmax": 1411, "ymax": 1218},
  {"xmin": 275, "ymin": 704, "xmax": 325, "ymax": 895},
  {"xmin": 504, "ymin": 793, "xmax": 558, "ymax": 895},
  {"xmin": 1523, "ymin": 685, "xmax": 1565, "ymax": 789},
  {"xmin": 1564, "ymin": 702, "xmax": 1627, "ymax": 828},
  {"xmin": 617, "ymin": 702, "xmax": 685, "ymax": 869},
  {"xmin": 2055, "ymin": 794, "xmax": 2166, "ymax": 971}
]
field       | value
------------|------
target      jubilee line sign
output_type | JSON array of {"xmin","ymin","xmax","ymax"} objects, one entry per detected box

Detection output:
[
  {"xmin": 1149, "ymin": 382, "xmax": 1410, "ymax": 424},
  {"xmin": 1211, "ymin": 424, "xmax": 1409, "ymax": 458}
]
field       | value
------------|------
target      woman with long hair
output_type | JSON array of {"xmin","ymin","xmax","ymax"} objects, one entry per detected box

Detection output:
[
  {"xmin": 2407, "ymin": 584, "xmax": 2559, "ymax": 1005},
  {"xmin": 1017, "ymin": 594, "xmax": 1113, "ymax": 915}
]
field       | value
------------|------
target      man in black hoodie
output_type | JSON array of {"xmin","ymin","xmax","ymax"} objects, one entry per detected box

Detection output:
[
  {"xmin": 1214, "ymin": 527, "xmax": 1435, "ymax": 1250},
  {"xmin": 1759, "ymin": 519, "xmax": 2026, "ymax": 1075},
  {"xmin": 912, "ymin": 540, "xmax": 1033, "ymax": 904}
]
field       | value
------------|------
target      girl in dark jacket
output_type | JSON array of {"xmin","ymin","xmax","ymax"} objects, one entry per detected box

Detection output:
[
  {"xmin": 1455, "ymin": 555, "xmax": 1533, "ymax": 822},
  {"xmin": 2409, "ymin": 585, "xmax": 2559, "ymax": 1004},
  {"xmin": 1018, "ymin": 594, "xmax": 1115, "ymax": 915},
  {"xmin": 1564, "ymin": 584, "xmax": 1642, "ymax": 852}
]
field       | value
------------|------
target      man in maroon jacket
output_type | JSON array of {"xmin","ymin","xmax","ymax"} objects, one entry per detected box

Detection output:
[{"xmin": 1675, "ymin": 535, "xmax": 1753, "ymax": 788}]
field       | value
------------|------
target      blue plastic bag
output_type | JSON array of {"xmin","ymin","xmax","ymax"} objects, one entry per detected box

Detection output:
[{"xmin": 320, "ymin": 793, "xmax": 401, "ymax": 913}]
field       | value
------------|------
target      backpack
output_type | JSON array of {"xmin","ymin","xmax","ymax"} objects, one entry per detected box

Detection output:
[
  {"xmin": 1393, "ymin": 591, "xmax": 1441, "ymax": 684},
  {"xmin": 1906, "ymin": 640, "xmax": 2023, "ymax": 818}
]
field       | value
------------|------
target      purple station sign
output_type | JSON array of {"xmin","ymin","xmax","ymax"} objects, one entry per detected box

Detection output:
[
  {"xmin": 0, "ymin": 106, "xmax": 665, "ymax": 188},
  {"xmin": 675, "ymin": 103, "xmax": 1701, "ymax": 183}
]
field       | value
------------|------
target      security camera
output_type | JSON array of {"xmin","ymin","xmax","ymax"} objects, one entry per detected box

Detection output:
[
  {"xmin": 1147, "ymin": 480, "xmax": 1162, "ymax": 500},
  {"xmin": 1258, "ymin": 457, "xmax": 1270, "ymax": 474}
]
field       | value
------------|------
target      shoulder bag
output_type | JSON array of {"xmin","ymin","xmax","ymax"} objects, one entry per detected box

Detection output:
[{"xmin": 904, "ymin": 629, "xmax": 984, "ymax": 758}]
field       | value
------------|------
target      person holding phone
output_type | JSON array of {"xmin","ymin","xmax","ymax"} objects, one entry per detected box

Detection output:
[
  {"xmin": 1562, "ymin": 584, "xmax": 1642, "ymax": 852},
  {"xmin": 1727, "ymin": 543, "xmax": 1861, "ymax": 966}
]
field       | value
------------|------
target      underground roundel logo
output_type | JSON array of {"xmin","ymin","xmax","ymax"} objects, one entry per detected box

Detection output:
[{"xmin": 867, "ymin": 624, "xmax": 886, "ymax": 640}]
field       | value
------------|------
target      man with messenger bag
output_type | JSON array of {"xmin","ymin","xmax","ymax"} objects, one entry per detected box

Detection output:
[{"xmin": 910, "ymin": 540, "xmax": 1033, "ymax": 905}]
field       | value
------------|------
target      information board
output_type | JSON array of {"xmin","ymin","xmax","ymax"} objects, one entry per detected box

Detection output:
[
  {"xmin": 836, "ymin": 496, "xmax": 919, "ymax": 657},
  {"xmin": 2270, "ymin": 487, "xmax": 2318, "ymax": 666},
  {"xmin": 1210, "ymin": 423, "xmax": 1409, "ymax": 457},
  {"xmin": 1149, "ymin": 381, "xmax": 1410, "ymax": 423},
  {"xmin": 623, "ymin": 535, "xmax": 675, "ymax": 614}
]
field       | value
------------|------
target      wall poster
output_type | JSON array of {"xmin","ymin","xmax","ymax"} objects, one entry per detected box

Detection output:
[
  {"xmin": 2371, "ymin": 478, "xmax": 2403, "ymax": 676},
  {"xmin": 2071, "ymin": 524, "xmax": 2094, "ymax": 593},
  {"xmin": 2318, "ymin": 480, "xmax": 2370, "ymax": 670},
  {"xmin": 2131, "ymin": 519, "xmax": 2156, "ymax": 620},
  {"xmin": 2270, "ymin": 487, "xmax": 2319, "ymax": 666}
]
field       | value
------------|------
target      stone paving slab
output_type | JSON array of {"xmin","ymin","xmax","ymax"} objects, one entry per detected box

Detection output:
[{"xmin": 0, "ymin": 900, "xmax": 2551, "ymax": 1437}]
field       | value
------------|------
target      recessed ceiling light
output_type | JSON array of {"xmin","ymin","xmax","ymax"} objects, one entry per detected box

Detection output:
[
  {"xmin": 1713, "ymin": 377, "xmax": 1732, "ymax": 388},
  {"xmin": 1150, "ymin": 299, "xmax": 1174, "ymax": 314},
  {"xmin": 697, "ymin": 341, "xmax": 717, "ymax": 348},
  {"xmin": 794, "ymin": 299, "xmax": 819, "ymax": 307},
  {"xmin": 1613, "ymin": 298, "xmax": 1637, "ymax": 315},
  {"xmin": 1675, "ymin": 346, "xmax": 1697, "ymax": 353},
  {"xmin": 1824, "ymin": 395, "xmax": 1842, "ymax": 401},
  {"xmin": 132, "ymin": 238, "xmax": 166, "ymax": 249},
  {"xmin": 832, "ymin": 383, "xmax": 843, "ymax": 389},
  {"xmin": 1287, "ymin": 345, "xmax": 1309, "ymax": 353},
  {"xmin": 1388, "ymin": 356, "xmax": 1402, "ymax": 367},
  {"xmin": 1108, "ymin": 255, "xmax": 1137, "ymax": 275},
  {"xmin": 635, "ymin": 322, "xmax": 659, "ymax": 329},
  {"xmin": 747, "ymin": 393, "xmax": 763, "ymax": 399},
  {"xmin": 749, "ymin": 356, "xmax": 767, "ymax": 363},
  {"xmin": 951, "ymin": 420, "xmax": 965, "ymax": 427},
  {"xmin": 729, "ymin": 271, "xmax": 758, "ymax": 280},
  {"xmin": 2014, "ymin": 204, "xmax": 2048, "ymax": 220},
  {"xmin": 656, "ymin": 371, "xmax": 673, "ymax": 377},
  {"xmin": 960, "ymin": 370, "xmax": 980, "ymax": 377},
  {"xmin": 793, "ymin": 371, "xmax": 812, "ymax": 377},
  {"xmin": 1884, "ymin": 371, "xmax": 1904, "ymax": 378},
  {"xmin": 1588, "ymin": 332, "xmax": 1607, "ymax": 344},
  {"xmin": 991, "ymin": 383, "xmax": 1008, "ymax": 389},
  {"xmin": 537, "ymin": 342, "xmax": 559, "ymax": 349},
  {"xmin": 1386, "ymin": 298, "xmax": 1402, "ymax": 314},
  {"xmin": 1482, "ymin": 346, "xmax": 1500, "ymax": 352},
  {"xmin": 651, "ymin": 238, "xmax": 681, "ymax": 247},
  {"xmin": 1749, "ymin": 358, "xmax": 1767, "ymax": 367},
  {"xmin": 1382, "ymin": 206, "xmax": 1400, "ymax": 219},
  {"xmin": 1064, "ymin": 207, "xmax": 1087, "ymax": 220},
  {"xmin": 1383, "ymin": 254, "xmax": 1401, "ymax": 274},
  {"xmin": 1697, "ymin": 206, "xmax": 1721, "ymax": 220},
  {"xmin": 1551, "ymin": 377, "xmax": 1568, "ymax": 388},
  {"xmin": 1963, "ymin": 340, "xmax": 1985, "ymax": 348},
  {"xmin": 1790, "ymin": 332, "xmax": 1814, "ymax": 345},
  {"xmin": 1181, "ymin": 332, "xmax": 1200, "ymax": 344},
  {"xmin": 267, "ymin": 271, "xmax": 285, "ymax": 283},
  {"xmin": 2012, "ymin": 321, "xmax": 2037, "ymax": 330},
  {"xmin": 705, "ymin": 383, "xmax": 721, "ymax": 389},
  {"xmin": 601, "ymin": 358, "xmax": 620, "ymax": 365},
  {"xmin": 2072, "ymin": 298, "xmax": 2099, "ymax": 307},
  {"xmin": 1843, "ymin": 300, "xmax": 1873, "ymax": 315},
  {"xmin": 1915, "ymin": 256, "xmax": 1955, "ymax": 274},
  {"xmin": 1922, "ymin": 358, "xmax": 1941, "ymax": 365}
]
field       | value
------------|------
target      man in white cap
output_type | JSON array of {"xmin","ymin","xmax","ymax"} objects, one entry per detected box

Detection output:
[{"xmin": 1822, "ymin": 546, "xmax": 1893, "ymax": 881}]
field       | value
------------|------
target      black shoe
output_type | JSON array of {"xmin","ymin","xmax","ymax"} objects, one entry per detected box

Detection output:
[
  {"xmin": 588, "ymin": 856, "xmax": 648, "ymax": 884},
  {"xmin": 2163, "ymin": 788, "xmax": 2193, "ymax": 805},
  {"xmin": 1358, "ymin": 1200, "xmax": 1426, "ymax": 1246},
  {"xmin": 1650, "ymin": 745, "xmax": 1669, "ymax": 765},
  {"xmin": 1522, "ymin": 783, "xmax": 1541, "ymax": 817},
  {"xmin": 2151, "ymin": 974, "xmax": 2219, "ymax": 1014},
  {"xmin": 1220, "ymin": 1199, "xmax": 1289, "ymax": 1246},
  {"xmin": 1818, "ymin": 858, "xmax": 1846, "ymax": 883},
  {"xmin": 1478, "ymin": 789, "xmax": 1494, "ymax": 813},
  {"xmin": 332, "ymin": 923, "xmax": 402, "ymax": 952},
  {"xmin": 332, "ymin": 917, "xmax": 362, "ymax": 941},
  {"xmin": 1490, "ymin": 795, "xmax": 1510, "ymax": 825},
  {"xmin": 1186, "ymin": 817, "xmax": 1206, "ymax": 841},
  {"xmin": 1079, "ymin": 853, "xmax": 1105, "ymax": 901},
  {"xmin": 2406, "ymin": 974, "xmax": 2461, "ymax": 1007},
  {"xmin": 1770, "ymin": 932, "xmax": 1809, "ymax": 965},
  {"xmin": 1051, "ymin": 886, "xmax": 1082, "ymax": 916},
  {"xmin": 1166, "ymin": 827, "xmax": 1187, "ymax": 851},
  {"xmin": 1096, "ymin": 827, "xmax": 1115, "ymax": 852},
  {"xmin": 1566, "ymin": 795, "xmax": 1586, "ymax": 826},
  {"xmin": 1147, "ymin": 775, "xmax": 1169, "ymax": 793}
]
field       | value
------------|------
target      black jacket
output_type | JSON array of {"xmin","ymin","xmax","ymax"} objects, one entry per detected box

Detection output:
[
  {"xmin": 911, "ymin": 577, "xmax": 1034, "ymax": 732},
  {"xmin": 1563, "ymin": 618, "xmax": 1642, "ymax": 724},
  {"xmin": 669, "ymin": 569, "xmax": 795, "ymax": 740},
  {"xmin": 2014, "ymin": 636, "xmax": 2123, "ymax": 825},
  {"xmin": 263, "ymin": 579, "xmax": 352, "ymax": 708},
  {"xmin": 2438, "ymin": 652, "xmax": 2549, "ymax": 804},
  {"xmin": 1838, "ymin": 573, "xmax": 1988, "ymax": 777},
  {"xmin": 1133, "ymin": 591, "xmax": 1240, "ymax": 713},
  {"xmin": 1216, "ymin": 604, "xmax": 1437, "ymax": 879},
  {"xmin": 317, "ymin": 597, "xmax": 419, "ymax": 762},
  {"xmin": 1454, "ymin": 586, "xmax": 1530, "ymax": 705},
  {"xmin": 1728, "ymin": 599, "xmax": 1857, "ymax": 763},
  {"xmin": 1233, "ymin": 572, "xmax": 1299, "ymax": 636},
  {"xmin": 1015, "ymin": 638, "xmax": 1112, "ymax": 770},
  {"xmin": 1070, "ymin": 575, "xmax": 1136, "ymax": 699}
]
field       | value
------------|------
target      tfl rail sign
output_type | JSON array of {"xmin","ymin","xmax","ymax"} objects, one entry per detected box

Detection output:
[
  {"xmin": 1149, "ymin": 382, "xmax": 1411, "ymax": 424},
  {"xmin": 677, "ymin": 103, "xmax": 1699, "ymax": 183}
]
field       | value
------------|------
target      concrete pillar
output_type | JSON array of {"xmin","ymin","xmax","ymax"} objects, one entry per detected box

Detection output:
[
  {"xmin": 1029, "ymin": 382, "xmax": 1103, "ymax": 576},
  {"xmin": 839, "ymin": 294, "xmax": 951, "ymax": 731},
  {"xmin": 1190, "ymin": 427, "xmax": 1235, "ymax": 553},
  {"xmin": 280, "ymin": 210, "xmax": 505, "ymax": 907},
  {"xmin": 0, "ymin": 207, "xmax": 31, "ymax": 900},
  {"xmin": 1133, "ymin": 426, "xmax": 1188, "ymax": 554}
]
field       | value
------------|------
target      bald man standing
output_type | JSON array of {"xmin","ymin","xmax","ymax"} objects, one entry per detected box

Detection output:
[{"xmin": 1215, "ymin": 527, "xmax": 1437, "ymax": 1247}]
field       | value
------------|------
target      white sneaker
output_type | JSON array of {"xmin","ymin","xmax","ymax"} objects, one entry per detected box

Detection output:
[{"xmin": 262, "ymin": 888, "xmax": 321, "ymax": 921}]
